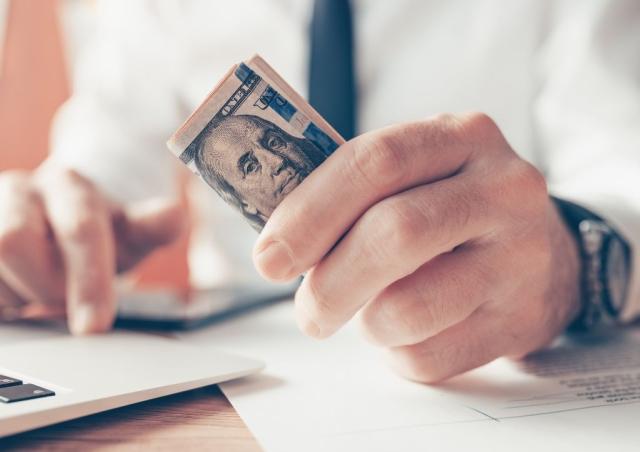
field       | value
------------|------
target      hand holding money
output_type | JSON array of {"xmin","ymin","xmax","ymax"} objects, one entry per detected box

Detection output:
[
  {"xmin": 168, "ymin": 55, "xmax": 344, "ymax": 231},
  {"xmin": 169, "ymin": 56, "xmax": 582, "ymax": 382}
]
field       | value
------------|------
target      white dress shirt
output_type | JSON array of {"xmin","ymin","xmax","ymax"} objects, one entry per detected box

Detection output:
[{"xmin": 51, "ymin": 0, "xmax": 640, "ymax": 319}]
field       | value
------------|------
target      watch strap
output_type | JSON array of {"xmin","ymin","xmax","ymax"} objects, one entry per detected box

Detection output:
[{"xmin": 552, "ymin": 197, "xmax": 630, "ymax": 331}]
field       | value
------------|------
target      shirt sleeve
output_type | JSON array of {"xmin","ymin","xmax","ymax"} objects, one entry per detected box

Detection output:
[
  {"xmin": 50, "ymin": 0, "xmax": 184, "ymax": 204},
  {"xmin": 534, "ymin": 0, "xmax": 640, "ymax": 321}
]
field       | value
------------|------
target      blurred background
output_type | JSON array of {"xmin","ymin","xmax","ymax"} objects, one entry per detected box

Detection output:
[{"xmin": 0, "ymin": 0, "xmax": 189, "ymax": 290}]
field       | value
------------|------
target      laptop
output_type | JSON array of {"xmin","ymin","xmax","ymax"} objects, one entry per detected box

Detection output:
[{"xmin": 0, "ymin": 328, "xmax": 262, "ymax": 438}]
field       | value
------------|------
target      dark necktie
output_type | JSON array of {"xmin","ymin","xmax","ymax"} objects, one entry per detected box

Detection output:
[{"xmin": 308, "ymin": 0, "xmax": 357, "ymax": 140}]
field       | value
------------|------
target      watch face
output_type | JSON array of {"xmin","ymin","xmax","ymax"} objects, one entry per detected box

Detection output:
[{"xmin": 606, "ymin": 236, "xmax": 630, "ymax": 315}]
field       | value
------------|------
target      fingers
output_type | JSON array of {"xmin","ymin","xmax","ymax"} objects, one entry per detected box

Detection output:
[
  {"xmin": 0, "ymin": 278, "xmax": 26, "ymax": 321},
  {"xmin": 254, "ymin": 115, "xmax": 477, "ymax": 281},
  {"xmin": 387, "ymin": 307, "xmax": 509, "ymax": 383},
  {"xmin": 359, "ymin": 243, "xmax": 501, "ymax": 348},
  {"xmin": 36, "ymin": 167, "xmax": 116, "ymax": 335},
  {"xmin": 113, "ymin": 198, "xmax": 185, "ymax": 272},
  {"xmin": 294, "ymin": 176, "xmax": 494, "ymax": 338},
  {"xmin": 0, "ymin": 172, "xmax": 64, "ymax": 305},
  {"xmin": 0, "ymin": 165, "xmax": 180, "ymax": 332}
]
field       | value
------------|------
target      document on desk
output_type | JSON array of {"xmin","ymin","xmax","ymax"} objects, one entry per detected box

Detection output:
[{"xmin": 177, "ymin": 303, "xmax": 640, "ymax": 452}]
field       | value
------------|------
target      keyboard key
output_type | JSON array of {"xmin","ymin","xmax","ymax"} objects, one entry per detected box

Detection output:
[
  {"xmin": 0, "ymin": 375, "xmax": 22, "ymax": 388},
  {"xmin": 0, "ymin": 384, "xmax": 55, "ymax": 403}
]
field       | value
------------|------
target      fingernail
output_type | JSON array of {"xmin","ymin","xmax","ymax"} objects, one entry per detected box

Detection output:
[
  {"xmin": 254, "ymin": 240, "xmax": 294, "ymax": 281},
  {"xmin": 69, "ymin": 303, "xmax": 98, "ymax": 335}
]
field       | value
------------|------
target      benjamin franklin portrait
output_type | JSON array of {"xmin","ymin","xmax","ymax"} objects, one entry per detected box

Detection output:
[{"xmin": 191, "ymin": 114, "xmax": 327, "ymax": 230}]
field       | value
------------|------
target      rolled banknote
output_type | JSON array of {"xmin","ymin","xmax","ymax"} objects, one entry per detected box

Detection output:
[{"xmin": 167, "ymin": 55, "xmax": 345, "ymax": 231}]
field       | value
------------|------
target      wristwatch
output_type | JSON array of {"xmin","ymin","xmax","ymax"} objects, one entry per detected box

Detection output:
[{"xmin": 553, "ymin": 198, "xmax": 632, "ymax": 331}]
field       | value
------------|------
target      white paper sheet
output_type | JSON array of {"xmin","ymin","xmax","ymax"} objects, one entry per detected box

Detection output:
[{"xmin": 177, "ymin": 302, "xmax": 640, "ymax": 452}]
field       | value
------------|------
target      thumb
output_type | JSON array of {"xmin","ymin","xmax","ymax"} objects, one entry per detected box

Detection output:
[{"xmin": 114, "ymin": 198, "xmax": 186, "ymax": 272}]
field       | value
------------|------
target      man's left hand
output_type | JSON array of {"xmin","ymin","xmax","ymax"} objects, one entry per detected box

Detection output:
[{"xmin": 253, "ymin": 113, "xmax": 581, "ymax": 383}]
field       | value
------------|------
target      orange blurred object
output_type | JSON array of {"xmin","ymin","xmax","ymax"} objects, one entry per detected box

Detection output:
[
  {"xmin": 0, "ymin": 0, "xmax": 68, "ymax": 170},
  {"xmin": 134, "ymin": 166, "xmax": 191, "ymax": 290},
  {"xmin": 0, "ymin": 0, "xmax": 190, "ymax": 290}
]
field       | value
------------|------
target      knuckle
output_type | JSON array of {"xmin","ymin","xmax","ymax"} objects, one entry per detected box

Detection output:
[
  {"xmin": 415, "ymin": 114, "xmax": 466, "ymax": 152},
  {"xmin": 429, "ymin": 113, "xmax": 466, "ymax": 140},
  {"xmin": 431, "ymin": 112, "xmax": 461, "ymax": 125},
  {"xmin": 513, "ymin": 160, "xmax": 547, "ymax": 196},
  {"xmin": 361, "ymin": 199, "xmax": 423, "ymax": 266},
  {"xmin": 385, "ymin": 201, "xmax": 423, "ymax": 246},
  {"xmin": 457, "ymin": 112, "xmax": 507, "ymax": 159},
  {"xmin": 348, "ymin": 131, "xmax": 406, "ymax": 192},
  {"xmin": 489, "ymin": 159, "xmax": 547, "ymax": 219},
  {"xmin": 461, "ymin": 112, "xmax": 500, "ymax": 139},
  {"xmin": 389, "ymin": 193, "xmax": 458, "ymax": 255},
  {"xmin": 509, "ymin": 160, "xmax": 548, "ymax": 214}
]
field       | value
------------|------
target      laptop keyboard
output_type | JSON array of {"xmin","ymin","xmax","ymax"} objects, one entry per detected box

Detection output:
[
  {"xmin": 0, "ymin": 376, "xmax": 21, "ymax": 388},
  {"xmin": 0, "ymin": 375, "xmax": 55, "ymax": 403}
]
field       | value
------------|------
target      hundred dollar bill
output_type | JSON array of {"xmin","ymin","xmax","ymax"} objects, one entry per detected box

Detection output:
[{"xmin": 167, "ymin": 55, "xmax": 345, "ymax": 231}]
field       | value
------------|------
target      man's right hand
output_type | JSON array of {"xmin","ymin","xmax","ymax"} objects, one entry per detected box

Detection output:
[{"xmin": 0, "ymin": 160, "xmax": 184, "ymax": 334}]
